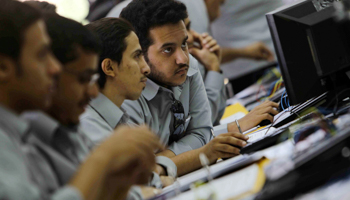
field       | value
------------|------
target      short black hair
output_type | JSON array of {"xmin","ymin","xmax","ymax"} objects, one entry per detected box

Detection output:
[
  {"xmin": 43, "ymin": 13, "xmax": 102, "ymax": 65},
  {"xmin": 0, "ymin": 0, "xmax": 42, "ymax": 61},
  {"xmin": 120, "ymin": 0, "xmax": 188, "ymax": 53},
  {"xmin": 86, "ymin": 18, "xmax": 135, "ymax": 89}
]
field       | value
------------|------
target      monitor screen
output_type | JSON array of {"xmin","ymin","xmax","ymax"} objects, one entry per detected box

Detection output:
[{"xmin": 266, "ymin": 0, "xmax": 350, "ymax": 105}]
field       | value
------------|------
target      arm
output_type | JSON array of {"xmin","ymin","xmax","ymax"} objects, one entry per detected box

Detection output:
[
  {"xmin": 71, "ymin": 125, "xmax": 163, "ymax": 200},
  {"xmin": 189, "ymin": 32, "xmax": 227, "ymax": 124},
  {"xmin": 157, "ymin": 132, "xmax": 249, "ymax": 176},
  {"xmin": 221, "ymin": 42, "xmax": 274, "ymax": 64}
]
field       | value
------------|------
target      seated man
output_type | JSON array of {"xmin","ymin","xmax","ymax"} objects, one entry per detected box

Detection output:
[
  {"xmin": 23, "ymin": 12, "xmax": 164, "ymax": 199},
  {"xmin": 0, "ymin": 1, "xmax": 162, "ymax": 199},
  {"xmin": 79, "ymin": 17, "xmax": 177, "ymax": 189},
  {"xmin": 120, "ymin": 0, "xmax": 279, "ymax": 176}
]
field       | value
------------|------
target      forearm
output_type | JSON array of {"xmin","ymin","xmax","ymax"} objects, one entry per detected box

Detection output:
[
  {"xmin": 156, "ymin": 149, "xmax": 176, "ymax": 158},
  {"xmin": 221, "ymin": 47, "xmax": 246, "ymax": 64},
  {"xmin": 157, "ymin": 147, "xmax": 206, "ymax": 176},
  {"xmin": 170, "ymin": 147, "xmax": 204, "ymax": 176}
]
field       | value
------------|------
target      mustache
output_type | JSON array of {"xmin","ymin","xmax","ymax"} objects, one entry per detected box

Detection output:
[
  {"xmin": 175, "ymin": 64, "xmax": 189, "ymax": 73},
  {"xmin": 140, "ymin": 76, "xmax": 148, "ymax": 81}
]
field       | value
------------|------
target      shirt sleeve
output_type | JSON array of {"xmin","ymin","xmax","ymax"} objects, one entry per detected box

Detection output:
[
  {"xmin": 198, "ymin": 63, "xmax": 227, "ymax": 125},
  {"xmin": 168, "ymin": 65, "xmax": 213, "ymax": 155}
]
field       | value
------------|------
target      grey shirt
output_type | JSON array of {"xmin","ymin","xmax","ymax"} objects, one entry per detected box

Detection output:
[
  {"xmin": 198, "ymin": 63, "xmax": 227, "ymax": 125},
  {"xmin": 23, "ymin": 112, "xmax": 92, "ymax": 166},
  {"xmin": 122, "ymin": 55, "xmax": 212, "ymax": 155},
  {"xmin": 107, "ymin": 0, "xmax": 227, "ymax": 126},
  {"xmin": 80, "ymin": 93, "xmax": 130, "ymax": 146},
  {"xmin": 80, "ymin": 93, "xmax": 178, "ymax": 179},
  {"xmin": 0, "ymin": 105, "xmax": 82, "ymax": 200}
]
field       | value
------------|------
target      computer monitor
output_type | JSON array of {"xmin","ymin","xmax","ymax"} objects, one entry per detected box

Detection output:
[{"xmin": 266, "ymin": 0, "xmax": 350, "ymax": 105}]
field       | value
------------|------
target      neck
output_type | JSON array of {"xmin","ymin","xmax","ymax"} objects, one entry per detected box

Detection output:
[
  {"xmin": 0, "ymin": 90, "xmax": 26, "ymax": 114},
  {"xmin": 101, "ymin": 82, "xmax": 125, "ymax": 108},
  {"xmin": 46, "ymin": 108, "xmax": 69, "ymax": 126}
]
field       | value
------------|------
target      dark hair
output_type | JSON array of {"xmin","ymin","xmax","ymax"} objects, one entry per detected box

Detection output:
[
  {"xmin": 24, "ymin": 1, "xmax": 57, "ymax": 13},
  {"xmin": 86, "ymin": 18, "xmax": 135, "ymax": 89},
  {"xmin": 120, "ymin": 0, "xmax": 188, "ymax": 54},
  {"xmin": 0, "ymin": 0, "xmax": 42, "ymax": 61},
  {"xmin": 43, "ymin": 13, "xmax": 102, "ymax": 65}
]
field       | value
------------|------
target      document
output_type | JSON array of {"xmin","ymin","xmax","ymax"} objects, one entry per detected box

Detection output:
[{"xmin": 169, "ymin": 163, "xmax": 264, "ymax": 200}]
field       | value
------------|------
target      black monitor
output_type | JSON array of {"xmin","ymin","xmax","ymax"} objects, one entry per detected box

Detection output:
[{"xmin": 266, "ymin": 0, "xmax": 350, "ymax": 105}]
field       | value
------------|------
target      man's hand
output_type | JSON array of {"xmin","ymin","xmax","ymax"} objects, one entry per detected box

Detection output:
[
  {"xmin": 140, "ymin": 186, "xmax": 162, "ymax": 199},
  {"xmin": 101, "ymin": 125, "xmax": 164, "ymax": 185},
  {"xmin": 160, "ymin": 176, "xmax": 175, "ymax": 187},
  {"xmin": 228, "ymin": 101, "xmax": 279, "ymax": 132},
  {"xmin": 188, "ymin": 30, "xmax": 221, "ymax": 72},
  {"xmin": 200, "ymin": 132, "xmax": 249, "ymax": 163},
  {"xmin": 241, "ymin": 42, "xmax": 274, "ymax": 61},
  {"xmin": 70, "ymin": 125, "xmax": 163, "ymax": 200}
]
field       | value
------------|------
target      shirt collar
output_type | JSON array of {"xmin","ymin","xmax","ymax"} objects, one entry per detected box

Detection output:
[
  {"xmin": 89, "ymin": 93, "xmax": 126, "ymax": 129},
  {"xmin": 21, "ymin": 111, "xmax": 60, "ymax": 144},
  {"xmin": 0, "ymin": 105, "xmax": 30, "ymax": 142},
  {"xmin": 142, "ymin": 54, "xmax": 199, "ymax": 101}
]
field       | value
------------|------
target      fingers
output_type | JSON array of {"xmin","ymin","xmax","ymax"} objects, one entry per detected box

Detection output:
[
  {"xmin": 217, "ymin": 133, "xmax": 248, "ymax": 146},
  {"xmin": 160, "ymin": 176, "xmax": 175, "ymax": 187},
  {"xmin": 209, "ymin": 44, "xmax": 220, "ymax": 53},
  {"xmin": 260, "ymin": 45, "xmax": 274, "ymax": 61},
  {"xmin": 215, "ymin": 144, "xmax": 241, "ymax": 155}
]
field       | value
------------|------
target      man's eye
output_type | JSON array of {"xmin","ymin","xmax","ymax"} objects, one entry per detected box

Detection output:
[
  {"xmin": 163, "ymin": 47, "xmax": 172, "ymax": 54},
  {"xmin": 79, "ymin": 74, "xmax": 92, "ymax": 84},
  {"xmin": 181, "ymin": 42, "xmax": 187, "ymax": 48}
]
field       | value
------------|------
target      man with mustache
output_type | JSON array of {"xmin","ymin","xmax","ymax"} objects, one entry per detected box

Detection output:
[
  {"xmin": 119, "ymin": 0, "xmax": 247, "ymax": 176},
  {"xmin": 7, "ymin": 5, "xmax": 161, "ymax": 200},
  {"xmin": 120, "ymin": 0, "xmax": 279, "ymax": 176}
]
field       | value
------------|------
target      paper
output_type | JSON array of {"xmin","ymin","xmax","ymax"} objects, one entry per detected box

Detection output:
[
  {"xmin": 247, "ymin": 127, "xmax": 277, "ymax": 143},
  {"xmin": 169, "ymin": 164, "xmax": 262, "ymax": 200},
  {"xmin": 158, "ymin": 153, "xmax": 264, "ymax": 199},
  {"xmin": 220, "ymin": 103, "xmax": 249, "ymax": 125}
]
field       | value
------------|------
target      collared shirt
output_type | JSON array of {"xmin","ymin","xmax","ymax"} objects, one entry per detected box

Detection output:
[
  {"xmin": 80, "ymin": 93, "xmax": 178, "ymax": 179},
  {"xmin": 22, "ymin": 112, "xmax": 92, "ymax": 166},
  {"xmin": 0, "ymin": 105, "xmax": 82, "ymax": 200},
  {"xmin": 80, "ymin": 93, "xmax": 130, "ymax": 146},
  {"xmin": 198, "ymin": 63, "xmax": 227, "ymax": 125},
  {"xmin": 122, "ymin": 55, "xmax": 212, "ymax": 155},
  {"xmin": 23, "ymin": 111, "xmax": 142, "ymax": 200}
]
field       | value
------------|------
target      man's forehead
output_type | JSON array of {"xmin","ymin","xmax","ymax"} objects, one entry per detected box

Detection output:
[
  {"xmin": 23, "ymin": 20, "xmax": 50, "ymax": 49},
  {"xmin": 149, "ymin": 21, "xmax": 187, "ymax": 45}
]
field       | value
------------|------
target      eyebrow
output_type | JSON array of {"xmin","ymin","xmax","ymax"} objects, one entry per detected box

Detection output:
[
  {"xmin": 160, "ymin": 36, "xmax": 189, "ymax": 49},
  {"xmin": 37, "ymin": 43, "xmax": 51, "ymax": 56},
  {"xmin": 132, "ymin": 49, "xmax": 143, "ymax": 57}
]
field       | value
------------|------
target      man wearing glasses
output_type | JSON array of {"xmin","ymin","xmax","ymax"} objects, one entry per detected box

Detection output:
[
  {"xmin": 0, "ymin": 1, "xmax": 162, "ymax": 200},
  {"xmin": 21, "ymin": 12, "xmax": 162, "ymax": 200}
]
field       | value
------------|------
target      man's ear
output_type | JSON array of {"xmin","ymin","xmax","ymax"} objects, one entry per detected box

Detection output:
[
  {"xmin": 101, "ymin": 58, "xmax": 117, "ymax": 77},
  {"xmin": 0, "ymin": 55, "xmax": 16, "ymax": 83}
]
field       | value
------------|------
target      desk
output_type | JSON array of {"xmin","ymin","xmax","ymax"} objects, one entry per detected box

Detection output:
[{"xmin": 150, "ymin": 81, "xmax": 350, "ymax": 200}]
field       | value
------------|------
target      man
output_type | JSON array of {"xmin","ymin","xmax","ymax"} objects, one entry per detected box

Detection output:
[
  {"xmin": 183, "ymin": 16, "xmax": 280, "ymax": 135},
  {"xmin": 80, "ymin": 17, "xmax": 177, "ymax": 191},
  {"xmin": 0, "ymin": 1, "xmax": 162, "ymax": 199},
  {"xmin": 22, "ymin": 12, "xmax": 163, "ymax": 199},
  {"xmin": 119, "ymin": 0, "xmax": 279, "ymax": 177}
]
